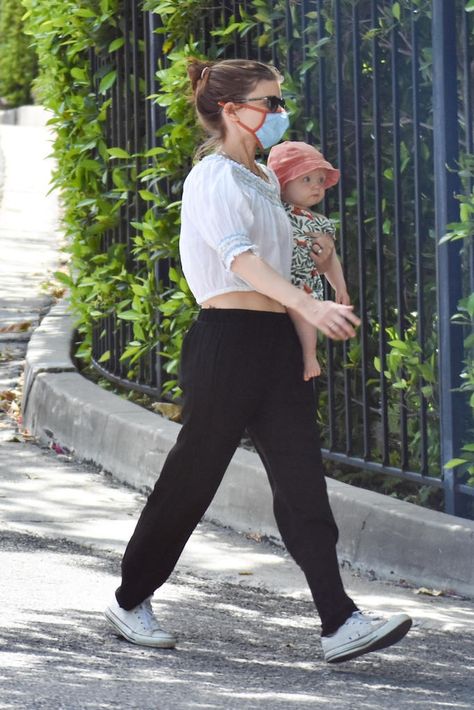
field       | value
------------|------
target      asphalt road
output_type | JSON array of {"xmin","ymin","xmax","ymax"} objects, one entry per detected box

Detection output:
[{"xmin": 1, "ymin": 522, "xmax": 474, "ymax": 710}]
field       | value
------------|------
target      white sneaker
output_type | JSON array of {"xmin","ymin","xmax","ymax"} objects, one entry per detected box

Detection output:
[
  {"xmin": 105, "ymin": 597, "xmax": 177, "ymax": 648},
  {"xmin": 321, "ymin": 610, "xmax": 412, "ymax": 663}
]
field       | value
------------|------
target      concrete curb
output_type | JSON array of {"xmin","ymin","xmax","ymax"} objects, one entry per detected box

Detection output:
[{"xmin": 22, "ymin": 304, "xmax": 474, "ymax": 598}]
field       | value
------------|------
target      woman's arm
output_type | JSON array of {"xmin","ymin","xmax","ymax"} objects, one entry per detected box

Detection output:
[{"xmin": 231, "ymin": 251, "xmax": 359, "ymax": 339}]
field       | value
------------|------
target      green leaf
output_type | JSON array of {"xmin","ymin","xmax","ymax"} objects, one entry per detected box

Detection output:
[
  {"xmin": 383, "ymin": 218, "xmax": 391, "ymax": 235},
  {"xmin": 131, "ymin": 284, "xmax": 147, "ymax": 296},
  {"xmin": 438, "ymin": 232, "xmax": 453, "ymax": 245},
  {"xmin": 466, "ymin": 0, "xmax": 474, "ymax": 12},
  {"xmin": 53, "ymin": 271, "xmax": 73, "ymax": 287},
  {"xmin": 134, "ymin": 323, "xmax": 146, "ymax": 340},
  {"xmin": 444, "ymin": 458, "xmax": 467, "ymax": 469},
  {"xmin": 460, "ymin": 203, "xmax": 471, "ymax": 222},
  {"xmin": 108, "ymin": 38, "xmax": 125, "ymax": 52},
  {"xmin": 419, "ymin": 363, "xmax": 435, "ymax": 382},
  {"xmin": 219, "ymin": 22, "xmax": 242, "ymax": 35},
  {"xmin": 75, "ymin": 8, "xmax": 96, "ymax": 18},
  {"xmin": 168, "ymin": 267, "xmax": 179, "ymax": 283},
  {"xmin": 108, "ymin": 147, "xmax": 131, "ymax": 159},
  {"xmin": 139, "ymin": 189, "xmax": 159, "ymax": 202},
  {"xmin": 144, "ymin": 146, "xmax": 167, "ymax": 157},
  {"xmin": 392, "ymin": 2, "xmax": 401, "ymax": 20},
  {"xmin": 464, "ymin": 293, "xmax": 474, "ymax": 318},
  {"xmin": 99, "ymin": 70, "xmax": 117, "ymax": 93},
  {"xmin": 388, "ymin": 339, "xmax": 410, "ymax": 352},
  {"xmin": 70, "ymin": 67, "xmax": 87, "ymax": 82},
  {"xmin": 117, "ymin": 310, "xmax": 141, "ymax": 321}
]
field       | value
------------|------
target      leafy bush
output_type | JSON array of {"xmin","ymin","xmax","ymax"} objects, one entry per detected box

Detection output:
[
  {"xmin": 0, "ymin": 0, "xmax": 37, "ymax": 106},
  {"xmin": 442, "ymin": 153, "xmax": 474, "ymax": 487},
  {"xmin": 22, "ymin": 0, "xmax": 129, "ymax": 364}
]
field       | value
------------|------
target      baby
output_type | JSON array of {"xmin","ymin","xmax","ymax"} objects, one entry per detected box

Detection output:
[{"xmin": 268, "ymin": 141, "xmax": 350, "ymax": 380}]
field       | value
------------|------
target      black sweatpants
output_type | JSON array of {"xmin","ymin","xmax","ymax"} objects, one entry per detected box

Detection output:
[{"xmin": 116, "ymin": 309, "xmax": 357, "ymax": 636}]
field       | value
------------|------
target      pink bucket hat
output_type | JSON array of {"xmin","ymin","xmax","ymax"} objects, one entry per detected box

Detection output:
[{"xmin": 268, "ymin": 141, "xmax": 340, "ymax": 189}]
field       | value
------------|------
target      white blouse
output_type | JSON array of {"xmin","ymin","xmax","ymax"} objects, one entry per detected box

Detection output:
[{"xmin": 179, "ymin": 153, "xmax": 293, "ymax": 305}]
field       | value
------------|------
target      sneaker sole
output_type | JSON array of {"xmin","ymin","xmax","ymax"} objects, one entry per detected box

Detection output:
[
  {"xmin": 325, "ymin": 616, "xmax": 412, "ymax": 664},
  {"xmin": 104, "ymin": 607, "xmax": 177, "ymax": 649}
]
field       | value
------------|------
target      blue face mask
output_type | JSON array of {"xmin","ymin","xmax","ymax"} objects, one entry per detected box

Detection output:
[
  {"xmin": 237, "ymin": 106, "xmax": 290, "ymax": 150},
  {"xmin": 255, "ymin": 110, "xmax": 290, "ymax": 149}
]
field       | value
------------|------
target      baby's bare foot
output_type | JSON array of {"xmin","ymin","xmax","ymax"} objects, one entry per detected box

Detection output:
[{"xmin": 303, "ymin": 356, "xmax": 321, "ymax": 381}]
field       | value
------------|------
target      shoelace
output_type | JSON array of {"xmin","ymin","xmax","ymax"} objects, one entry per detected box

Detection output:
[
  {"xmin": 348, "ymin": 611, "xmax": 384, "ymax": 626},
  {"xmin": 324, "ymin": 611, "xmax": 386, "ymax": 641},
  {"xmin": 134, "ymin": 598, "xmax": 160, "ymax": 630}
]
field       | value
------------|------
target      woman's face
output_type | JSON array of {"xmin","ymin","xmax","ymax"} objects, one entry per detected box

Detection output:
[{"xmin": 233, "ymin": 78, "xmax": 284, "ymax": 132}]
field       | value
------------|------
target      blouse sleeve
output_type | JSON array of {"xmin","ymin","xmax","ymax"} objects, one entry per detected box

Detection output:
[{"xmin": 183, "ymin": 160, "xmax": 258, "ymax": 271}]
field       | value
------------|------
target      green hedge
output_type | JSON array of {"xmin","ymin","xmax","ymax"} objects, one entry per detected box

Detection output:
[
  {"xmin": 22, "ymin": 0, "xmax": 127, "ymax": 368},
  {"xmin": 0, "ymin": 0, "xmax": 37, "ymax": 106}
]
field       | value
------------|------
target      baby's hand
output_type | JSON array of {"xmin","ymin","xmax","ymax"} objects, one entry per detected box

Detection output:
[{"xmin": 303, "ymin": 354, "xmax": 321, "ymax": 381}]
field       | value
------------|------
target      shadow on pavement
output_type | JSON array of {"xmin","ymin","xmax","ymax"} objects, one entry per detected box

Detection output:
[{"xmin": 0, "ymin": 533, "xmax": 473, "ymax": 709}]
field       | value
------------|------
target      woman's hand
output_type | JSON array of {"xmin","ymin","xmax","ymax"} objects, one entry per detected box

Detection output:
[
  {"xmin": 299, "ymin": 298, "xmax": 360, "ymax": 340},
  {"xmin": 307, "ymin": 232, "xmax": 335, "ymax": 274}
]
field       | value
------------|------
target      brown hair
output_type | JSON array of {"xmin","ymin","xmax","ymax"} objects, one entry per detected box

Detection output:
[{"xmin": 187, "ymin": 58, "xmax": 282, "ymax": 158}]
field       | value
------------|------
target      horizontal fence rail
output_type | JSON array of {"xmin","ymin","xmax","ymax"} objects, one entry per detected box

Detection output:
[{"xmin": 90, "ymin": 0, "xmax": 474, "ymax": 518}]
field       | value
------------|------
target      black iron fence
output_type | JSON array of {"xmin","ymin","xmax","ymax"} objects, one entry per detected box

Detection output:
[{"xmin": 90, "ymin": 1, "xmax": 474, "ymax": 518}]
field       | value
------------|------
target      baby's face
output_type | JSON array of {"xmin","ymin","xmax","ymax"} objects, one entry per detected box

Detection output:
[{"xmin": 281, "ymin": 168, "xmax": 327, "ymax": 208}]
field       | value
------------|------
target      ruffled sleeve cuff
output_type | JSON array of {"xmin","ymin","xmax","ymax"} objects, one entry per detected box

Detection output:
[{"xmin": 217, "ymin": 233, "xmax": 260, "ymax": 271}]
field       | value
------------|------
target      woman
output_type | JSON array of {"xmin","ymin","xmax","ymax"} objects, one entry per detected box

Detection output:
[{"xmin": 105, "ymin": 58, "xmax": 411, "ymax": 664}]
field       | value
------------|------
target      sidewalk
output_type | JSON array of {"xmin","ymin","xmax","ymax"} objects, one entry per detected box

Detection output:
[{"xmin": 1, "ymin": 106, "xmax": 474, "ymax": 709}]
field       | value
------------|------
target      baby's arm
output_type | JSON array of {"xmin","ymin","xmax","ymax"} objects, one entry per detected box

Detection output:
[
  {"xmin": 324, "ymin": 251, "xmax": 350, "ymax": 305},
  {"xmin": 287, "ymin": 308, "xmax": 321, "ymax": 381}
]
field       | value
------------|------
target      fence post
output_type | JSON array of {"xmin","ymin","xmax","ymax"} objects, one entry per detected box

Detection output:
[
  {"xmin": 145, "ymin": 8, "xmax": 168, "ymax": 395},
  {"xmin": 432, "ymin": 0, "xmax": 465, "ymax": 515}
]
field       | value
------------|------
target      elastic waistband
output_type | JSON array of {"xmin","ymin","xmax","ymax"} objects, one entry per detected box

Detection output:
[{"xmin": 197, "ymin": 308, "xmax": 290, "ymax": 325}]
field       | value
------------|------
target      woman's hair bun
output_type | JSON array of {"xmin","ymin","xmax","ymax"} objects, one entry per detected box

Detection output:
[{"xmin": 187, "ymin": 58, "xmax": 212, "ymax": 92}]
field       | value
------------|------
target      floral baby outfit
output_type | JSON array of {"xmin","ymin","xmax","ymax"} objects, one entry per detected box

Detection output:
[{"xmin": 284, "ymin": 203, "xmax": 336, "ymax": 301}]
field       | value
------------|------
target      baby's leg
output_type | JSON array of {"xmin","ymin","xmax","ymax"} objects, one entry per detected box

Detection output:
[
  {"xmin": 303, "ymin": 329, "xmax": 321, "ymax": 381},
  {"xmin": 287, "ymin": 308, "xmax": 321, "ymax": 380}
]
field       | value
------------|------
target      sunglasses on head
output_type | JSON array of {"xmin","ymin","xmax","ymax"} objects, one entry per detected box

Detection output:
[{"xmin": 234, "ymin": 95, "xmax": 286, "ymax": 113}]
